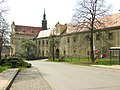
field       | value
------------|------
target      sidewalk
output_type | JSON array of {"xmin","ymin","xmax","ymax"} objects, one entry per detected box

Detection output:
[
  {"xmin": 0, "ymin": 67, "xmax": 52, "ymax": 90},
  {"xmin": 0, "ymin": 68, "xmax": 20, "ymax": 90},
  {"xmin": 10, "ymin": 67, "xmax": 52, "ymax": 90},
  {"xmin": 91, "ymin": 65, "xmax": 120, "ymax": 70}
]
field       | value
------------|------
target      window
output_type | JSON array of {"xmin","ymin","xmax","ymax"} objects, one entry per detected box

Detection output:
[
  {"xmin": 42, "ymin": 40, "xmax": 44, "ymax": 45},
  {"xmin": 108, "ymin": 33, "xmax": 113, "ymax": 39},
  {"xmin": 96, "ymin": 34, "xmax": 100, "ymax": 40},
  {"xmin": 39, "ymin": 41, "xmax": 41, "ymax": 45},
  {"xmin": 64, "ymin": 50, "xmax": 66, "ymax": 55},
  {"xmin": 46, "ymin": 40, "xmax": 48, "ymax": 44},
  {"xmin": 31, "ymin": 30, "xmax": 34, "ymax": 33},
  {"xmin": 73, "ymin": 36, "xmax": 76, "ymax": 42},
  {"xmin": 46, "ymin": 40, "xmax": 48, "ymax": 47},
  {"xmin": 39, "ymin": 49, "xmax": 41, "ymax": 54},
  {"xmin": 23, "ymin": 30, "xmax": 25, "ymax": 33},
  {"xmin": 86, "ymin": 35, "xmax": 90, "ymax": 41},
  {"xmin": 67, "ymin": 37, "xmax": 70, "ymax": 43},
  {"xmin": 42, "ymin": 50, "xmax": 44, "ymax": 57}
]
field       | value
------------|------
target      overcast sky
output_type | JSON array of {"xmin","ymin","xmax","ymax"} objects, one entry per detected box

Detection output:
[{"xmin": 6, "ymin": 0, "xmax": 120, "ymax": 28}]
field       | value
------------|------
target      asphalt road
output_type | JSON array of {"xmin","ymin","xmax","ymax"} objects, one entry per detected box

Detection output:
[{"xmin": 28, "ymin": 60, "xmax": 120, "ymax": 90}]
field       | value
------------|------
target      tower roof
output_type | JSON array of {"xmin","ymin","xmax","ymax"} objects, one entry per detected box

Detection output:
[
  {"xmin": 43, "ymin": 8, "xmax": 46, "ymax": 20},
  {"xmin": 42, "ymin": 8, "xmax": 47, "ymax": 30}
]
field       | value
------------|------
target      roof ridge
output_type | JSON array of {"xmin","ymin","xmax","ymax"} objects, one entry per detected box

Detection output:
[{"xmin": 15, "ymin": 25, "xmax": 42, "ymax": 28}]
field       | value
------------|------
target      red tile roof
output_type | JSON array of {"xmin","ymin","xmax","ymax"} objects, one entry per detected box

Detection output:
[
  {"xmin": 15, "ymin": 25, "xmax": 42, "ymax": 36},
  {"xmin": 66, "ymin": 13, "xmax": 120, "ymax": 34},
  {"xmin": 98, "ymin": 13, "xmax": 120, "ymax": 28}
]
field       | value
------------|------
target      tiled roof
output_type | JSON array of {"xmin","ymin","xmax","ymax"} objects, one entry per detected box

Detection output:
[
  {"xmin": 99, "ymin": 13, "xmax": 120, "ymax": 28},
  {"xmin": 66, "ymin": 13, "xmax": 120, "ymax": 34},
  {"xmin": 66, "ymin": 24, "xmax": 88, "ymax": 33},
  {"xmin": 15, "ymin": 25, "xmax": 42, "ymax": 36}
]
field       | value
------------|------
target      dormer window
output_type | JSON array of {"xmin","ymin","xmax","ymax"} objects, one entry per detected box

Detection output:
[
  {"xmin": 31, "ymin": 30, "xmax": 34, "ymax": 33},
  {"xmin": 114, "ymin": 21, "xmax": 118, "ymax": 24},
  {"xmin": 73, "ymin": 25, "xmax": 75, "ymax": 27}
]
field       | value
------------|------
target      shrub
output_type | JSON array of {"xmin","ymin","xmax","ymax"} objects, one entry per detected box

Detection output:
[
  {"xmin": 0, "ymin": 66, "xmax": 8, "ymax": 73},
  {"xmin": 0, "ymin": 57, "xmax": 31, "ymax": 68},
  {"xmin": 59, "ymin": 57, "xmax": 65, "ymax": 62}
]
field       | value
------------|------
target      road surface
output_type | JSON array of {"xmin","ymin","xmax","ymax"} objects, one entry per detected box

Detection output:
[{"xmin": 28, "ymin": 60, "xmax": 120, "ymax": 90}]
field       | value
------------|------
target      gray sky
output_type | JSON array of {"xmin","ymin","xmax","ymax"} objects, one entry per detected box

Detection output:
[{"xmin": 6, "ymin": 0, "xmax": 120, "ymax": 28}]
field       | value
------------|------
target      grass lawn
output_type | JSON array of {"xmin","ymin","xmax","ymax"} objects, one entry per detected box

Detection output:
[
  {"xmin": 49, "ymin": 57, "xmax": 119, "ymax": 65},
  {"xmin": 0, "ymin": 66, "xmax": 8, "ymax": 73},
  {"xmin": 96, "ymin": 58, "xmax": 119, "ymax": 65}
]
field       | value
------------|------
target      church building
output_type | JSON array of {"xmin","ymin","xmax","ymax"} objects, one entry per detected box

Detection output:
[{"xmin": 10, "ymin": 9, "xmax": 48, "ymax": 57}]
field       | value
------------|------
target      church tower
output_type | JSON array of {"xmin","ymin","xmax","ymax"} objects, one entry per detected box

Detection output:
[{"xmin": 42, "ymin": 8, "xmax": 47, "ymax": 30}]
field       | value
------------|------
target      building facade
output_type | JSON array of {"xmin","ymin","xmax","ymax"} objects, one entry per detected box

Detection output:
[
  {"xmin": 36, "ymin": 13, "xmax": 120, "ymax": 59},
  {"xmin": 10, "ymin": 9, "xmax": 48, "ymax": 57},
  {"xmin": 10, "ymin": 22, "xmax": 42, "ymax": 56}
]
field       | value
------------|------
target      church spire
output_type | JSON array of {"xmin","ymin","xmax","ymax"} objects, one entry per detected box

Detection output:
[
  {"xmin": 43, "ymin": 8, "xmax": 46, "ymax": 20},
  {"xmin": 42, "ymin": 8, "xmax": 47, "ymax": 30}
]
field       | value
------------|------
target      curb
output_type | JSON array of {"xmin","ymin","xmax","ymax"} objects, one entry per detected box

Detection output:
[
  {"xmin": 3, "ymin": 69, "xmax": 20, "ymax": 90},
  {"xmin": 91, "ymin": 65, "xmax": 120, "ymax": 71}
]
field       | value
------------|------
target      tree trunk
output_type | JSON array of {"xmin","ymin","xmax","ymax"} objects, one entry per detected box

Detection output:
[
  {"xmin": 52, "ymin": 38, "xmax": 55, "ymax": 61},
  {"xmin": 0, "ymin": 38, "xmax": 2, "ymax": 60},
  {"xmin": 0, "ymin": 45, "xmax": 2, "ymax": 60},
  {"xmin": 90, "ymin": 31, "xmax": 94, "ymax": 63}
]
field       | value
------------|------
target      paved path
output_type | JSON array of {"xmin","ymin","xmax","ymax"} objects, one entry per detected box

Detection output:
[
  {"xmin": 28, "ymin": 60, "xmax": 120, "ymax": 90},
  {"xmin": 10, "ymin": 67, "xmax": 52, "ymax": 90},
  {"xmin": 0, "ymin": 69, "xmax": 19, "ymax": 90}
]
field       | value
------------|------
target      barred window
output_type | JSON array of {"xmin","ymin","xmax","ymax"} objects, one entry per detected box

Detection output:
[
  {"xmin": 73, "ymin": 36, "xmax": 76, "ymax": 42},
  {"xmin": 67, "ymin": 37, "xmax": 70, "ymax": 43},
  {"xmin": 96, "ymin": 34, "xmax": 100, "ymax": 40},
  {"xmin": 108, "ymin": 33, "xmax": 113, "ymax": 39},
  {"xmin": 42, "ymin": 40, "xmax": 44, "ymax": 45},
  {"xmin": 39, "ymin": 41, "xmax": 41, "ymax": 45},
  {"xmin": 46, "ymin": 40, "xmax": 48, "ymax": 44},
  {"xmin": 86, "ymin": 35, "xmax": 90, "ymax": 41}
]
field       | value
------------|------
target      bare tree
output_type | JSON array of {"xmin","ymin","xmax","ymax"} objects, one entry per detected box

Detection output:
[
  {"xmin": 0, "ymin": 0, "xmax": 8, "ymax": 15},
  {"xmin": 0, "ymin": 0, "xmax": 9, "ymax": 60},
  {"xmin": 73, "ymin": 0, "xmax": 111, "ymax": 62},
  {"xmin": 0, "ymin": 15, "xmax": 9, "ymax": 60},
  {"xmin": 49, "ymin": 31, "xmax": 57, "ymax": 61},
  {"xmin": 48, "ymin": 28, "xmax": 61, "ymax": 61}
]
